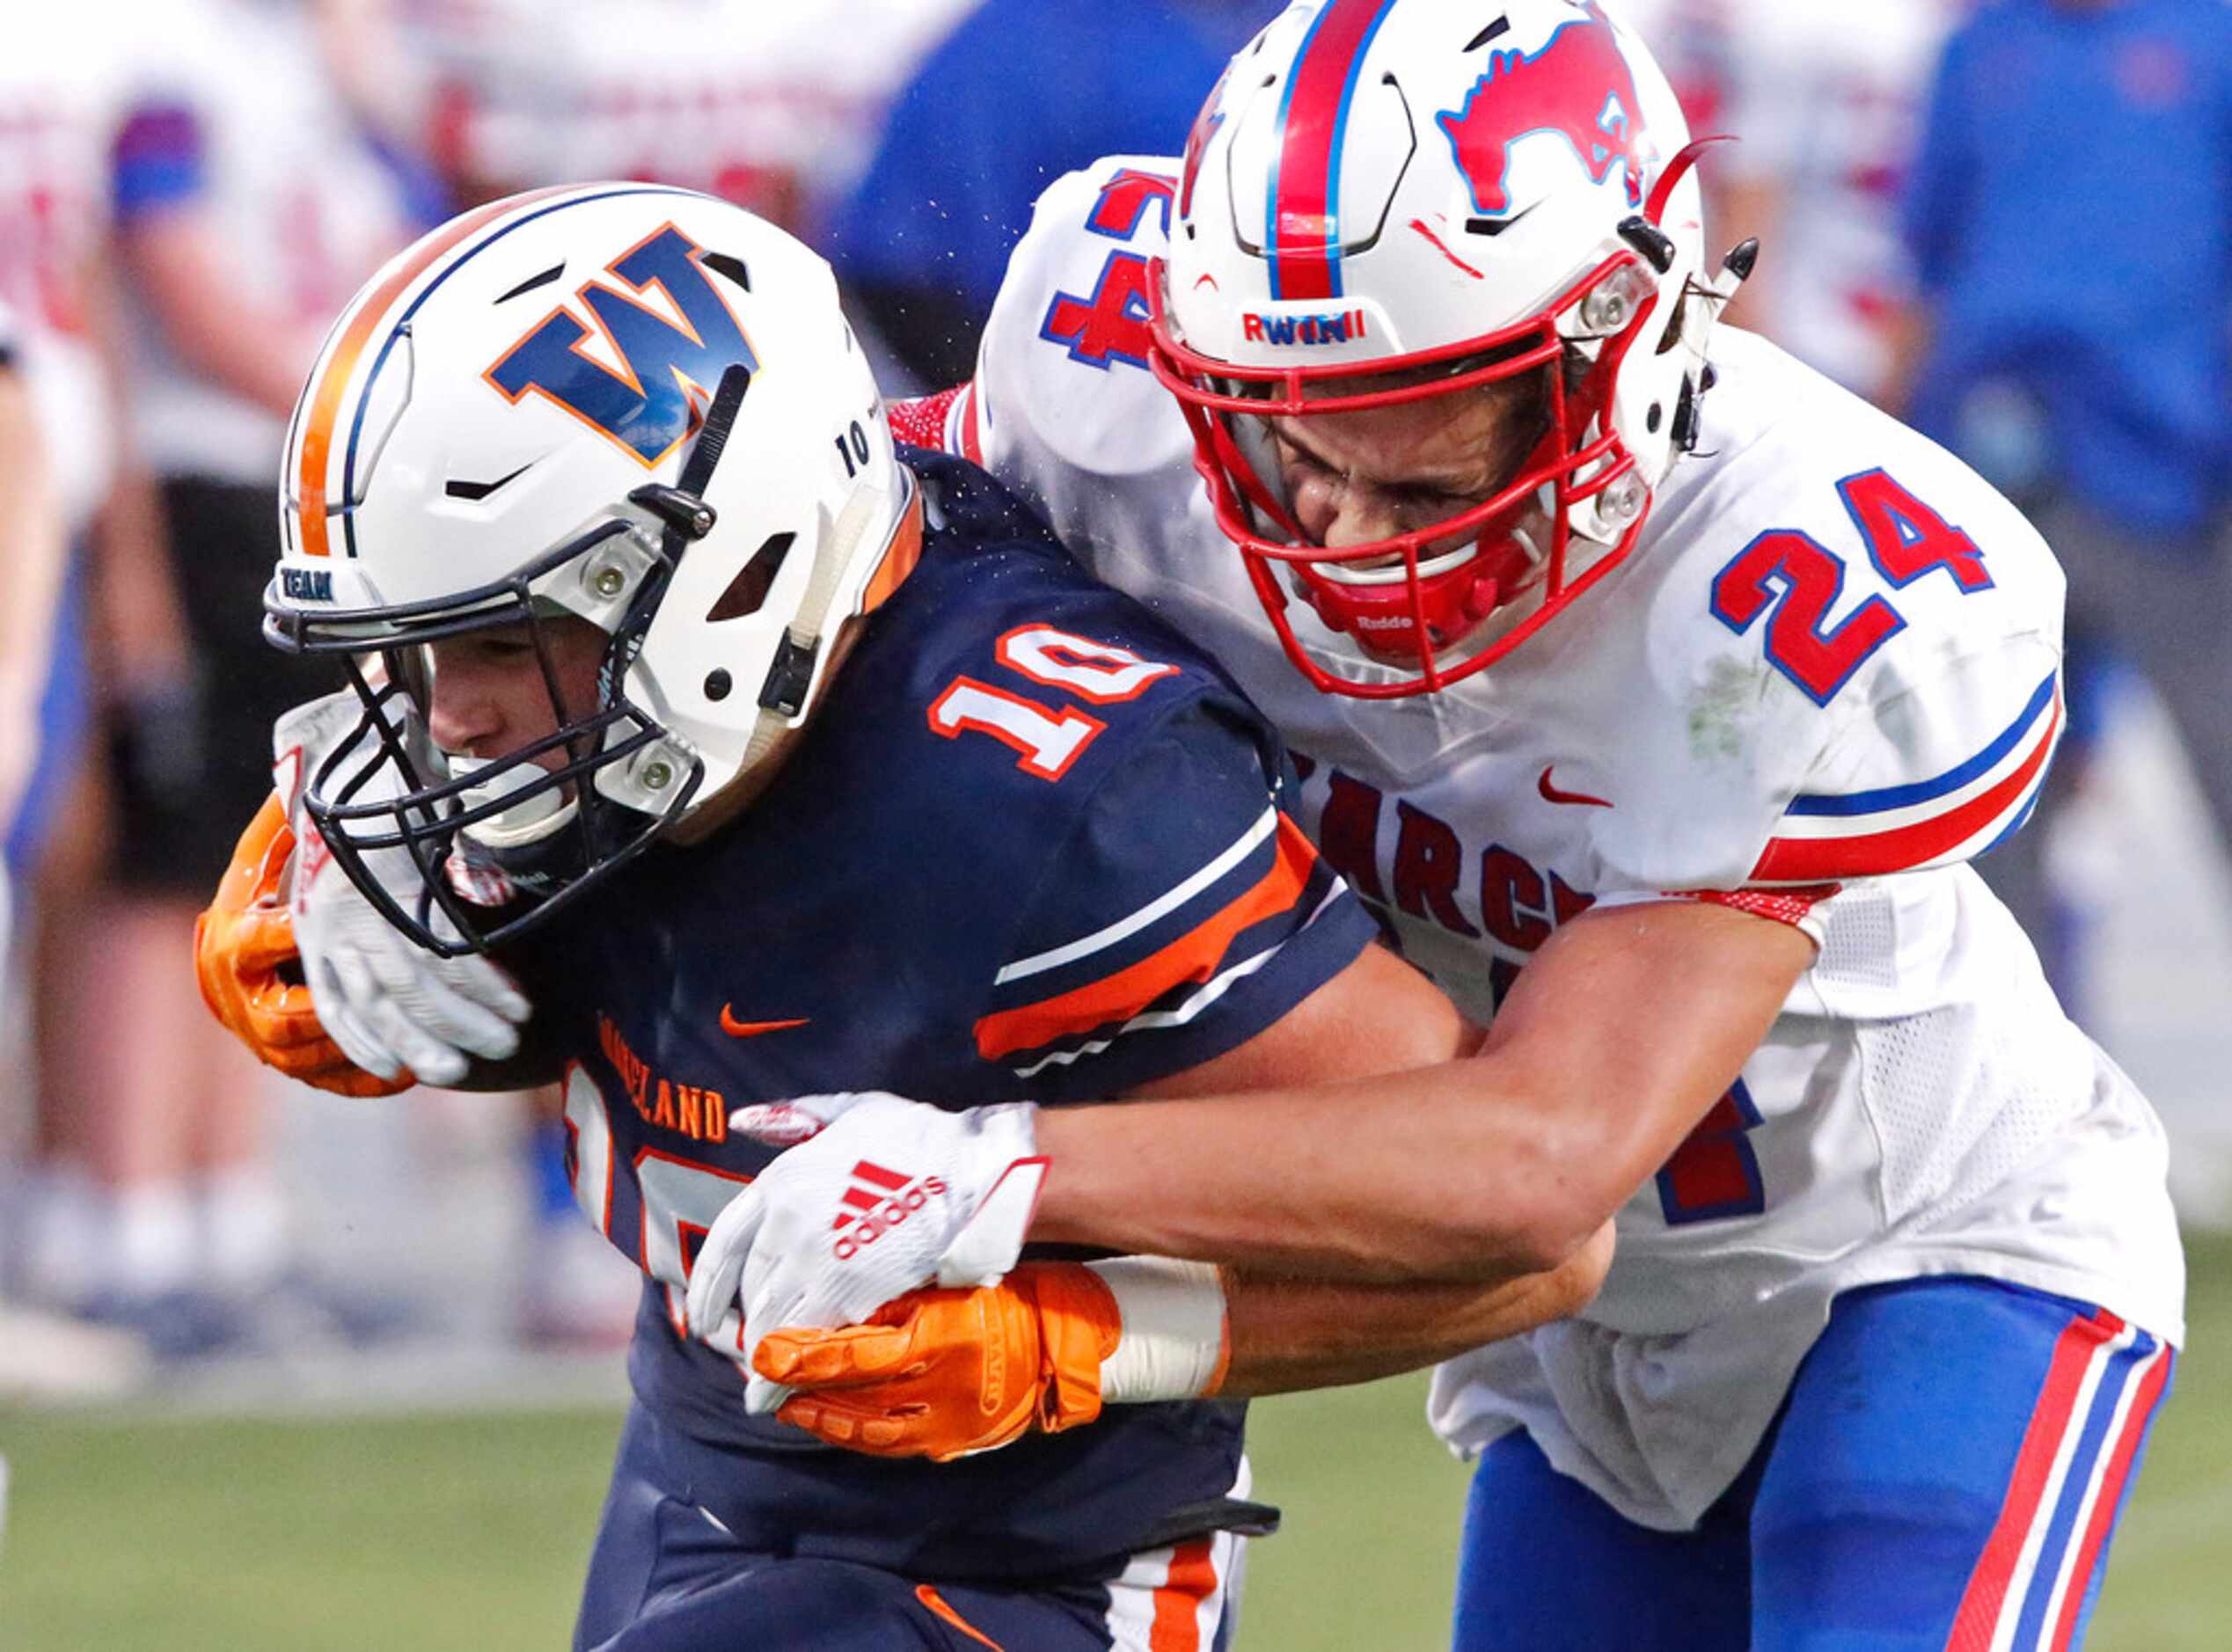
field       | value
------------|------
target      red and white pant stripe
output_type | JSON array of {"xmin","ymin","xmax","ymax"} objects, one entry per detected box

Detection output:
[{"xmin": 1948, "ymin": 1310, "xmax": 2175, "ymax": 1651}]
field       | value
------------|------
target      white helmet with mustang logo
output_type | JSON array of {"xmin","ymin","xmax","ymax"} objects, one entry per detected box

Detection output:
[
  {"xmin": 1151, "ymin": 0, "xmax": 1747, "ymax": 696},
  {"xmin": 268, "ymin": 183, "xmax": 918, "ymax": 954}
]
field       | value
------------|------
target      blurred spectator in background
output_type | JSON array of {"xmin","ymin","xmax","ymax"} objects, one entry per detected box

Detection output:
[
  {"xmin": 21, "ymin": 0, "xmax": 443, "ymax": 1356},
  {"xmin": 2, "ymin": 8, "xmax": 150, "ymax": 1339},
  {"xmin": 0, "ymin": 292, "xmax": 147, "ymax": 1399},
  {"xmin": 0, "ymin": 15, "xmax": 154, "ymax": 1393},
  {"xmin": 1898, "ymin": 0, "xmax": 2232, "ymax": 1005},
  {"xmin": 1603, "ymin": 0, "xmax": 1738, "ymax": 136},
  {"xmin": 828, "ymin": 0, "xmax": 1264, "ymax": 389},
  {"xmin": 407, "ymin": 0, "xmax": 973, "ymax": 222},
  {"xmin": 1605, "ymin": 0, "xmax": 1956, "ymax": 406},
  {"xmin": 1712, "ymin": 0, "xmax": 1959, "ymax": 405}
]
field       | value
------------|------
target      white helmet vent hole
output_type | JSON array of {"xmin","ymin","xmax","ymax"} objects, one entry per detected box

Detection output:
[
  {"xmin": 706, "ymin": 531, "xmax": 796, "ymax": 623},
  {"xmin": 1462, "ymin": 18, "xmax": 1511, "ymax": 52}
]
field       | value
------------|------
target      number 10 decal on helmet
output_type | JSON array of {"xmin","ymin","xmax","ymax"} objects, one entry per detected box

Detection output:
[{"xmin": 1149, "ymin": 0, "xmax": 1752, "ymax": 697}]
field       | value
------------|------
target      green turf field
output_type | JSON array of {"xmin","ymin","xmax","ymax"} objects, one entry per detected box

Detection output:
[{"xmin": 4, "ymin": 1232, "xmax": 2225, "ymax": 1649}]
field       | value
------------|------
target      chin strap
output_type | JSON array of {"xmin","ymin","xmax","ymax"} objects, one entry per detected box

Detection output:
[{"xmin": 742, "ymin": 478, "xmax": 898, "ymax": 756}]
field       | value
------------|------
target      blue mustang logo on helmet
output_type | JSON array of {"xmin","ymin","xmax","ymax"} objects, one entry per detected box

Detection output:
[{"xmin": 486, "ymin": 224, "xmax": 757, "ymax": 468}]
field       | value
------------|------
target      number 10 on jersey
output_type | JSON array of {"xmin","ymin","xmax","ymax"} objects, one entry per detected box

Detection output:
[{"xmin": 928, "ymin": 623, "xmax": 1178, "ymax": 779}]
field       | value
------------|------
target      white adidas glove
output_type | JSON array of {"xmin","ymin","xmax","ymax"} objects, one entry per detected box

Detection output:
[
  {"xmin": 275, "ymin": 691, "xmax": 532, "ymax": 1086},
  {"xmin": 684, "ymin": 1091, "xmax": 1046, "ymax": 1415}
]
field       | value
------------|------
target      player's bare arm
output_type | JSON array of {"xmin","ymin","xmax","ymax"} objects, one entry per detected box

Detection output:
[
  {"xmin": 698, "ymin": 890, "xmax": 1808, "ymax": 1378},
  {"xmin": 1216, "ymin": 1228, "xmax": 1614, "ymax": 1397},
  {"xmin": 1033, "ymin": 896, "xmax": 1812, "ymax": 1281},
  {"xmin": 754, "ymin": 1230, "xmax": 1617, "ymax": 1464},
  {"xmin": 1087, "ymin": 939, "xmax": 1610, "ymax": 1393},
  {"xmin": 120, "ymin": 206, "xmax": 327, "ymax": 420}
]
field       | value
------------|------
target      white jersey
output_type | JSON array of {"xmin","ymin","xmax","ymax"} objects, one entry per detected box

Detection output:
[
  {"xmin": 935, "ymin": 157, "xmax": 2184, "ymax": 1531},
  {"xmin": 118, "ymin": 0, "xmax": 427, "ymax": 484}
]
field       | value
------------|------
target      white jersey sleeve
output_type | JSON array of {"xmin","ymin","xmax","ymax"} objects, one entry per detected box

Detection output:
[{"xmin": 964, "ymin": 157, "xmax": 1203, "ymax": 544}]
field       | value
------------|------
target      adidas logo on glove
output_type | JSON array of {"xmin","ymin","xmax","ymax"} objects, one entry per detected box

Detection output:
[{"xmin": 831, "ymin": 1160, "xmax": 949, "ymax": 1261}]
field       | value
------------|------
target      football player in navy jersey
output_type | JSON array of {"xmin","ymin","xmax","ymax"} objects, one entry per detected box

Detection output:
[{"xmin": 194, "ymin": 187, "xmax": 1606, "ymax": 1649}]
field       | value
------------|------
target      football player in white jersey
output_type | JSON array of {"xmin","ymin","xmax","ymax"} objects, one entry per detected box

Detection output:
[{"xmin": 666, "ymin": 3, "xmax": 2183, "ymax": 1646}]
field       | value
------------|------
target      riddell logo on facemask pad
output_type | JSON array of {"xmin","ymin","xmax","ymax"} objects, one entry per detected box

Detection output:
[
  {"xmin": 831, "ymin": 1159, "xmax": 948, "ymax": 1261},
  {"xmin": 1241, "ymin": 309, "xmax": 1369, "ymax": 347}
]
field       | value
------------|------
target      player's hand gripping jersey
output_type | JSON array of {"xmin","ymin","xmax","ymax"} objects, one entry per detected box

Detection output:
[
  {"xmin": 904, "ymin": 156, "xmax": 2184, "ymax": 1530},
  {"xmin": 508, "ymin": 448, "xmax": 1373, "ymax": 1574}
]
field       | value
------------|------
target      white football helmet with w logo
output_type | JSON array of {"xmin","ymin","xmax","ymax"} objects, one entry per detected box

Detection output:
[{"xmin": 269, "ymin": 184, "xmax": 917, "ymax": 953}]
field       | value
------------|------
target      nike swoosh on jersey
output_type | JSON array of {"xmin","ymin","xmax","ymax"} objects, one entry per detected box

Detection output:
[
  {"xmin": 719, "ymin": 1008, "xmax": 810, "ymax": 1039},
  {"xmin": 1537, "ymin": 766, "xmax": 1614, "ymax": 808}
]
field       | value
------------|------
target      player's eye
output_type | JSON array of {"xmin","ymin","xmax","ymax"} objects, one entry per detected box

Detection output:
[{"xmin": 472, "ymin": 634, "xmax": 540, "ymax": 664}]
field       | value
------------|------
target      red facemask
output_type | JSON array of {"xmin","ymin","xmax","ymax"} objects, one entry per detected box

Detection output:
[{"xmin": 1147, "ymin": 246, "xmax": 1660, "ymax": 698}]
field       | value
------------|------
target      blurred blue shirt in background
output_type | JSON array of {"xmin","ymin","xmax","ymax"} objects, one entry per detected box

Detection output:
[
  {"xmin": 829, "ymin": 0, "xmax": 1256, "ymax": 384},
  {"xmin": 1903, "ymin": 0, "xmax": 2232, "ymax": 538}
]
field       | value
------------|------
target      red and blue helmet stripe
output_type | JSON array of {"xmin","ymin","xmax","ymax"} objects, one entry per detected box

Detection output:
[{"xmin": 1264, "ymin": 0, "xmax": 1402, "ymax": 302}]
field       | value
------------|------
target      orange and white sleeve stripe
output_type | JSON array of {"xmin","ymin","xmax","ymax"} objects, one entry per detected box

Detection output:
[{"xmin": 972, "ymin": 807, "xmax": 1347, "ymax": 1082}]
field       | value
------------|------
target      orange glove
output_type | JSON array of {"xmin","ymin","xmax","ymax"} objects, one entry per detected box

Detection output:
[
  {"xmin": 757, "ymin": 1263, "xmax": 1124, "ymax": 1462},
  {"xmin": 193, "ymin": 792, "xmax": 412, "ymax": 1098}
]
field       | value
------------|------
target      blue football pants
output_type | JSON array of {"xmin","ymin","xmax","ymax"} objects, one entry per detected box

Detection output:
[{"xmin": 1453, "ymin": 1277, "xmax": 2174, "ymax": 1651}]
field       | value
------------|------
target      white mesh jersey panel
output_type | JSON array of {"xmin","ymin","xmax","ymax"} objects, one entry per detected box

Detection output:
[
  {"xmin": 1812, "ymin": 883, "xmax": 1902, "ymax": 991},
  {"xmin": 1862, "ymin": 1004, "xmax": 2068, "ymax": 1230}
]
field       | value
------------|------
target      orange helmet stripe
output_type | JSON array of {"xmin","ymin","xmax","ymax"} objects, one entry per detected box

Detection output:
[{"xmin": 294, "ymin": 186, "xmax": 582, "ymax": 558}]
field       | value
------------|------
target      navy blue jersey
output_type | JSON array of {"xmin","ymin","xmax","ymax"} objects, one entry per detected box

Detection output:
[{"xmin": 519, "ymin": 450, "xmax": 1375, "ymax": 1580}]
